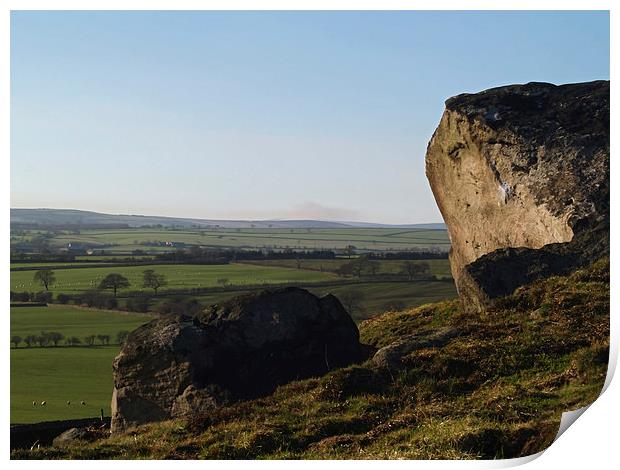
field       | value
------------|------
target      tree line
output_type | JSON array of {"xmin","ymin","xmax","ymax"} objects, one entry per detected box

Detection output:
[
  {"xmin": 20, "ymin": 268, "xmax": 168, "ymax": 297},
  {"xmin": 153, "ymin": 248, "xmax": 339, "ymax": 264},
  {"xmin": 153, "ymin": 247, "xmax": 448, "ymax": 263},
  {"xmin": 11, "ymin": 268, "xmax": 170, "ymax": 313},
  {"xmin": 10, "ymin": 330, "xmax": 131, "ymax": 348},
  {"xmin": 334, "ymin": 258, "xmax": 433, "ymax": 280}
]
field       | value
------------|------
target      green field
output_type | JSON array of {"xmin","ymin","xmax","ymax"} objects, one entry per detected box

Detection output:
[
  {"xmin": 12, "ymin": 227, "xmax": 450, "ymax": 254},
  {"xmin": 239, "ymin": 258, "xmax": 453, "ymax": 279},
  {"xmin": 10, "ymin": 280, "xmax": 457, "ymax": 423},
  {"xmin": 11, "ymin": 262, "xmax": 116, "ymax": 269},
  {"xmin": 11, "ymin": 256, "xmax": 154, "ymax": 269},
  {"xmin": 10, "ymin": 305, "xmax": 153, "ymax": 423},
  {"xmin": 11, "ymin": 263, "xmax": 337, "ymax": 294}
]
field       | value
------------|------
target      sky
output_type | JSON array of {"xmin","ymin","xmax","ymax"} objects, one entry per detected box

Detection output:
[{"xmin": 10, "ymin": 11, "xmax": 610, "ymax": 224}]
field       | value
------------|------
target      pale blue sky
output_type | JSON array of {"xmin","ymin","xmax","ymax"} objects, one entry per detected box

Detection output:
[{"xmin": 11, "ymin": 11, "xmax": 609, "ymax": 223}]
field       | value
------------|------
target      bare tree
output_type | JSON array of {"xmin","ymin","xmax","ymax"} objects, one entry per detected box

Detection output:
[
  {"xmin": 367, "ymin": 260, "xmax": 381, "ymax": 276},
  {"xmin": 402, "ymin": 261, "xmax": 431, "ymax": 281},
  {"xmin": 37, "ymin": 333, "xmax": 51, "ymax": 347},
  {"xmin": 351, "ymin": 260, "xmax": 364, "ymax": 278},
  {"xmin": 34, "ymin": 269, "xmax": 56, "ymax": 291},
  {"xmin": 84, "ymin": 335, "xmax": 96, "ymax": 346},
  {"xmin": 47, "ymin": 332, "xmax": 64, "ymax": 347},
  {"xmin": 344, "ymin": 245, "xmax": 356, "ymax": 258},
  {"xmin": 99, "ymin": 273, "xmax": 130, "ymax": 297},
  {"xmin": 347, "ymin": 257, "xmax": 372, "ymax": 278},
  {"xmin": 142, "ymin": 270, "xmax": 167, "ymax": 295}
]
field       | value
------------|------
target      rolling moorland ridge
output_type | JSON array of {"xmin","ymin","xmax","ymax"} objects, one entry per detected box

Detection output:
[{"xmin": 10, "ymin": 208, "xmax": 447, "ymax": 230}]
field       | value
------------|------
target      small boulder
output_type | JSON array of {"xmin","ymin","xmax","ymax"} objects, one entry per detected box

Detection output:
[
  {"xmin": 372, "ymin": 327, "xmax": 459, "ymax": 370},
  {"xmin": 52, "ymin": 427, "xmax": 95, "ymax": 448}
]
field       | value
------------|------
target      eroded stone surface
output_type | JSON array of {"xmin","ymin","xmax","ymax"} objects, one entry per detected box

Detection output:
[{"xmin": 425, "ymin": 81, "xmax": 609, "ymax": 311}]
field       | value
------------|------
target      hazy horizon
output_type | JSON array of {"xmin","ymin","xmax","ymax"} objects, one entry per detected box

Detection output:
[
  {"xmin": 10, "ymin": 206, "xmax": 445, "ymax": 225},
  {"xmin": 11, "ymin": 11, "xmax": 610, "ymax": 224}
]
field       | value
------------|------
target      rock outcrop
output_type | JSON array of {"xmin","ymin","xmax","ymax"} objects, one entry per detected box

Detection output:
[
  {"xmin": 372, "ymin": 326, "xmax": 459, "ymax": 370},
  {"xmin": 111, "ymin": 287, "xmax": 361, "ymax": 433},
  {"xmin": 426, "ymin": 80, "xmax": 609, "ymax": 312},
  {"xmin": 52, "ymin": 426, "xmax": 106, "ymax": 448}
]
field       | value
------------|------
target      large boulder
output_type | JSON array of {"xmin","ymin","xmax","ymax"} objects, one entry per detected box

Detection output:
[
  {"xmin": 111, "ymin": 287, "xmax": 361, "ymax": 432},
  {"xmin": 426, "ymin": 80, "xmax": 609, "ymax": 312}
]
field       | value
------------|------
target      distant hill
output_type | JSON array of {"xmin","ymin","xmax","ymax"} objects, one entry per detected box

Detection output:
[
  {"xmin": 341, "ymin": 221, "xmax": 447, "ymax": 230},
  {"xmin": 10, "ymin": 208, "xmax": 446, "ymax": 230}
]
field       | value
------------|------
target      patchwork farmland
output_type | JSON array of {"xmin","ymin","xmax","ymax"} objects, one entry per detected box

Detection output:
[
  {"xmin": 12, "ymin": 227, "xmax": 450, "ymax": 254},
  {"xmin": 11, "ymin": 225, "xmax": 455, "ymax": 423}
]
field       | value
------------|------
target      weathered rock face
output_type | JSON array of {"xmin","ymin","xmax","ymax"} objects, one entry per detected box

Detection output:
[
  {"xmin": 111, "ymin": 287, "xmax": 361, "ymax": 432},
  {"xmin": 426, "ymin": 81, "xmax": 609, "ymax": 311}
]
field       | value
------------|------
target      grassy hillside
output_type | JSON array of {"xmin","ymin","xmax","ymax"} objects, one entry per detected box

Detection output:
[
  {"xmin": 11, "ymin": 306, "xmax": 153, "ymax": 423},
  {"xmin": 14, "ymin": 258, "xmax": 609, "ymax": 459}
]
